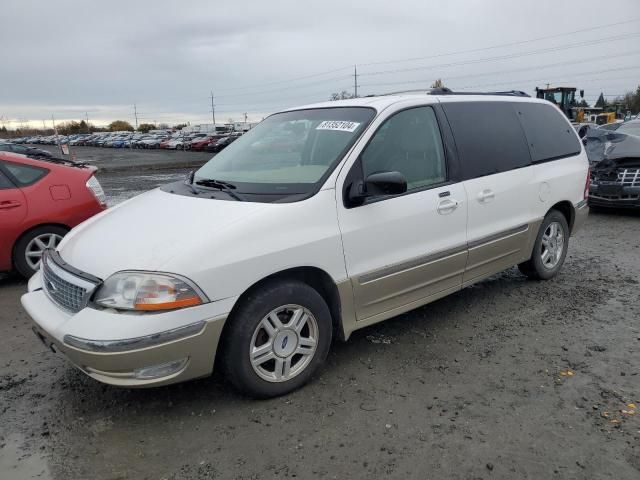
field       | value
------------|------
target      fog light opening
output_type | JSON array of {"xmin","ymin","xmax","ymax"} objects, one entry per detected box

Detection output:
[{"xmin": 133, "ymin": 358, "xmax": 189, "ymax": 380}]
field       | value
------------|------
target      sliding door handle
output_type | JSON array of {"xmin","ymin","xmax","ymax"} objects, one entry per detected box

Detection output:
[
  {"xmin": 477, "ymin": 189, "xmax": 495, "ymax": 203},
  {"xmin": 437, "ymin": 198, "xmax": 458, "ymax": 215}
]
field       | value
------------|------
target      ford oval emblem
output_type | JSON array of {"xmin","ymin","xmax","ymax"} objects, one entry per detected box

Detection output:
[{"xmin": 281, "ymin": 336, "xmax": 288, "ymax": 350}]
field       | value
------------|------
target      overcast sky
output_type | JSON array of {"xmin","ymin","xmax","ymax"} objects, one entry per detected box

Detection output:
[{"xmin": 1, "ymin": 0, "xmax": 639, "ymax": 128}]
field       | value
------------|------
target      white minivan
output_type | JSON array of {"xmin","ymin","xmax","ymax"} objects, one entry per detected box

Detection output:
[{"xmin": 22, "ymin": 90, "xmax": 589, "ymax": 397}]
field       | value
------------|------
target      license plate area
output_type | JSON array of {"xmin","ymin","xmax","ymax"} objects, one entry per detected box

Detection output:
[{"xmin": 598, "ymin": 184, "xmax": 623, "ymax": 196}]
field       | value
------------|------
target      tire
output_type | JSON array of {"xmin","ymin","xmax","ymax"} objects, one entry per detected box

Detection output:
[
  {"xmin": 221, "ymin": 280, "xmax": 332, "ymax": 398},
  {"xmin": 13, "ymin": 225, "xmax": 68, "ymax": 278},
  {"xmin": 518, "ymin": 210, "xmax": 569, "ymax": 280}
]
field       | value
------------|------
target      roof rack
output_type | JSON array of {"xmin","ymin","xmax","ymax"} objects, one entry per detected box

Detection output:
[{"xmin": 380, "ymin": 88, "xmax": 530, "ymax": 98}]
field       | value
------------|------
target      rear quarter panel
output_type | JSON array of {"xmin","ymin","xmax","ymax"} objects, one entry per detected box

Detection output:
[
  {"xmin": 17, "ymin": 161, "xmax": 105, "ymax": 241},
  {"xmin": 531, "ymin": 151, "xmax": 589, "ymax": 221}
]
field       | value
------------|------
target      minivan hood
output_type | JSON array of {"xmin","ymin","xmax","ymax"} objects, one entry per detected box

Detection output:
[{"xmin": 58, "ymin": 188, "xmax": 267, "ymax": 279}]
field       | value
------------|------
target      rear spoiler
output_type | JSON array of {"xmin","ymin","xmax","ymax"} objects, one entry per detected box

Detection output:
[{"xmin": 35, "ymin": 156, "xmax": 91, "ymax": 168}]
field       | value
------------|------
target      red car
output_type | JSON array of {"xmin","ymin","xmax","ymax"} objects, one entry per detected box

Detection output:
[
  {"xmin": 188, "ymin": 136, "xmax": 215, "ymax": 151},
  {"xmin": 0, "ymin": 152, "xmax": 107, "ymax": 277}
]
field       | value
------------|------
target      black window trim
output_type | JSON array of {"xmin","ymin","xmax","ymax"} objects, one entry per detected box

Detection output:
[
  {"xmin": 343, "ymin": 103, "xmax": 455, "ymax": 209},
  {"xmin": 529, "ymin": 150, "xmax": 582, "ymax": 165}
]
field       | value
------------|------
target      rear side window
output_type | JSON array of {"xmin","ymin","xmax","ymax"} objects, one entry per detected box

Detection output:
[
  {"xmin": 442, "ymin": 102, "xmax": 531, "ymax": 179},
  {"xmin": 3, "ymin": 161, "xmax": 48, "ymax": 186},
  {"xmin": 0, "ymin": 169, "xmax": 15, "ymax": 189},
  {"xmin": 516, "ymin": 102, "xmax": 581, "ymax": 162}
]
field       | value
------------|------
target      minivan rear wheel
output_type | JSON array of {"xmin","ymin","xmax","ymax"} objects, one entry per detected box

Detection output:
[
  {"xmin": 221, "ymin": 280, "xmax": 332, "ymax": 398},
  {"xmin": 518, "ymin": 210, "xmax": 569, "ymax": 280}
]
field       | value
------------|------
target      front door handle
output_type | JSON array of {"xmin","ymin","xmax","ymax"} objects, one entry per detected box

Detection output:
[
  {"xmin": 477, "ymin": 189, "xmax": 495, "ymax": 204},
  {"xmin": 437, "ymin": 198, "xmax": 458, "ymax": 215},
  {"xmin": 0, "ymin": 200, "xmax": 22, "ymax": 210}
]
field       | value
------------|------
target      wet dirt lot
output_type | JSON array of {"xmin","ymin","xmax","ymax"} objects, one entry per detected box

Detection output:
[{"xmin": 1, "ymin": 150, "xmax": 639, "ymax": 479}]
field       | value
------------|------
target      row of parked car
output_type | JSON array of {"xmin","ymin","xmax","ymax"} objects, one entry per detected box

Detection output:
[{"xmin": 10, "ymin": 131, "xmax": 243, "ymax": 153}]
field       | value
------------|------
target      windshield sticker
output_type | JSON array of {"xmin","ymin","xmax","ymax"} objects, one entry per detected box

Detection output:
[{"xmin": 316, "ymin": 121, "xmax": 360, "ymax": 133}]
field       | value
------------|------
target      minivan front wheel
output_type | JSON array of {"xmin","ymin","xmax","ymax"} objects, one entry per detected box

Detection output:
[
  {"xmin": 518, "ymin": 210, "xmax": 569, "ymax": 280},
  {"xmin": 221, "ymin": 280, "xmax": 332, "ymax": 398}
]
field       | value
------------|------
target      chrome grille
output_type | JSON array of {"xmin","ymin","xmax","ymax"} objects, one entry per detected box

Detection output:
[
  {"xmin": 617, "ymin": 168, "xmax": 640, "ymax": 187},
  {"xmin": 41, "ymin": 251, "xmax": 98, "ymax": 313}
]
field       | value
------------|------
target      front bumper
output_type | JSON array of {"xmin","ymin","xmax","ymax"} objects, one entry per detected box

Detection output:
[
  {"xmin": 22, "ymin": 273, "xmax": 234, "ymax": 387},
  {"xmin": 588, "ymin": 184, "xmax": 640, "ymax": 209}
]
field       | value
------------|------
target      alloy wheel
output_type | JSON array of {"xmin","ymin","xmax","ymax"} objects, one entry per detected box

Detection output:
[
  {"xmin": 540, "ymin": 221, "xmax": 565, "ymax": 269},
  {"xmin": 24, "ymin": 233, "xmax": 62, "ymax": 270},
  {"xmin": 249, "ymin": 304, "xmax": 319, "ymax": 383}
]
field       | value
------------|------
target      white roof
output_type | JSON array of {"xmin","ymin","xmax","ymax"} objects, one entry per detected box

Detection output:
[{"xmin": 284, "ymin": 92, "xmax": 547, "ymax": 113}]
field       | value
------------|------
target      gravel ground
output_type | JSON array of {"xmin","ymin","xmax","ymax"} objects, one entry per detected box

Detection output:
[
  {"xmin": 33, "ymin": 145, "xmax": 212, "ymax": 172},
  {"xmin": 0, "ymin": 150, "xmax": 639, "ymax": 479}
]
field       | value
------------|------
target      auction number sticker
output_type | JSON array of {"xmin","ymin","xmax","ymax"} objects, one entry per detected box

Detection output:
[{"xmin": 316, "ymin": 120, "xmax": 360, "ymax": 132}]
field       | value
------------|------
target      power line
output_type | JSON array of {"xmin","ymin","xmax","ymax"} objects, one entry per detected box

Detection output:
[
  {"xmin": 359, "ymin": 32, "xmax": 640, "ymax": 78},
  {"xmin": 215, "ymin": 74, "xmax": 352, "ymax": 100},
  {"xmin": 358, "ymin": 17, "xmax": 640, "ymax": 68},
  {"xmin": 208, "ymin": 18, "xmax": 639, "ymax": 95},
  {"xmin": 214, "ymin": 65, "xmax": 354, "ymax": 94},
  {"xmin": 214, "ymin": 32, "xmax": 639, "ymax": 102},
  {"xmin": 358, "ymin": 50, "xmax": 640, "ymax": 90},
  {"xmin": 449, "ymin": 70, "xmax": 640, "ymax": 93}
]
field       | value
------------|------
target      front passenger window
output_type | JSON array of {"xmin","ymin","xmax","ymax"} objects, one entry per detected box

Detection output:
[{"xmin": 361, "ymin": 107, "xmax": 446, "ymax": 191}]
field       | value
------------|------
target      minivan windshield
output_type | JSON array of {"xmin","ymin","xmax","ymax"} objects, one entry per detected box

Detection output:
[{"xmin": 194, "ymin": 107, "xmax": 375, "ymax": 198}]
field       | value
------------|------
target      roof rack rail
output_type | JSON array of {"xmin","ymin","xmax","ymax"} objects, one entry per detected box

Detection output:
[
  {"xmin": 438, "ymin": 89, "xmax": 530, "ymax": 97},
  {"xmin": 380, "ymin": 88, "xmax": 530, "ymax": 98}
]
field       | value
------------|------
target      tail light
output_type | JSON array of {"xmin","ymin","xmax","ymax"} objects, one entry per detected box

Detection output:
[
  {"xmin": 86, "ymin": 175, "xmax": 107, "ymax": 206},
  {"xmin": 584, "ymin": 167, "xmax": 591, "ymax": 200}
]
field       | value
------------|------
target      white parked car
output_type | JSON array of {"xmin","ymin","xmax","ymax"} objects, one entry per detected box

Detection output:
[
  {"xmin": 22, "ymin": 91, "xmax": 589, "ymax": 397},
  {"xmin": 166, "ymin": 137, "xmax": 187, "ymax": 150}
]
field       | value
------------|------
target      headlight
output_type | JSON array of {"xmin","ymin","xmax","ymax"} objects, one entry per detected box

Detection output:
[{"xmin": 94, "ymin": 272, "xmax": 207, "ymax": 311}]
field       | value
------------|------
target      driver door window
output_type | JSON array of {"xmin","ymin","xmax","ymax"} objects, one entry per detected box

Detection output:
[{"xmin": 361, "ymin": 106, "xmax": 446, "ymax": 192}]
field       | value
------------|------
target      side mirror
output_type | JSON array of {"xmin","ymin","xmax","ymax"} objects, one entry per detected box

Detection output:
[
  {"xmin": 365, "ymin": 171, "xmax": 408, "ymax": 196},
  {"xmin": 347, "ymin": 170, "xmax": 408, "ymax": 206}
]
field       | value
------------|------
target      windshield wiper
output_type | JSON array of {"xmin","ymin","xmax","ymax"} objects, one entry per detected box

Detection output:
[
  {"xmin": 194, "ymin": 177, "xmax": 246, "ymax": 201},
  {"xmin": 185, "ymin": 170, "xmax": 200, "ymax": 195}
]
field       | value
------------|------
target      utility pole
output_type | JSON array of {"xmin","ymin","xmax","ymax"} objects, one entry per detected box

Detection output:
[
  {"xmin": 42, "ymin": 120, "xmax": 46, "ymax": 132},
  {"xmin": 354, "ymin": 65, "xmax": 359, "ymax": 98},
  {"xmin": 210, "ymin": 91, "xmax": 216, "ymax": 131},
  {"xmin": 85, "ymin": 112, "xmax": 90, "ymax": 133},
  {"xmin": 133, "ymin": 104, "xmax": 139, "ymax": 130},
  {"xmin": 52, "ymin": 114, "xmax": 63, "ymax": 155}
]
